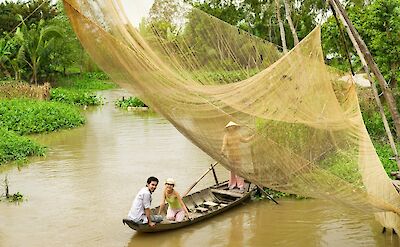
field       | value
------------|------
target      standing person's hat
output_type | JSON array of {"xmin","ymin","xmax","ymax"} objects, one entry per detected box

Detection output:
[
  {"xmin": 225, "ymin": 121, "xmax": 239, "ymax": 128},
  {"xmin": 165, "ymin": 178, "xmax": 175, "ymax": 185}
]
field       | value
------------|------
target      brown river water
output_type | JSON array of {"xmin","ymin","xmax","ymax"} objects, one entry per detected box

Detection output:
[{"xmin": 0, "ymin": 89, "xmax": 399, "ymax": 247}]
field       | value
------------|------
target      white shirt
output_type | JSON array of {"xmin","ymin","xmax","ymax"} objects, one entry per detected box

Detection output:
[{"xmin": 127, "ymin": 187, "xmax": 152, "ymax": 223}]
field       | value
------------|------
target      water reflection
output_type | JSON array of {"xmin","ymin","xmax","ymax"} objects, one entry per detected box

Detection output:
[{"xmin": 0, "ymin": 89, "xmax": 399, "ymax": 246}]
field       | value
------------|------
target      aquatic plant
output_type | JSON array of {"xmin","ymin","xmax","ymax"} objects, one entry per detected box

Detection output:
[
  {"xmin": 0, "ymin": 128, "xmax": 45, "ymax": 165},
  {"xmin": 115, "ymin": 96, "xmax": 147, "ymax": 109},
  {"xmin": 0, "ymin": 98, "xmax": 85, "ymax": 135}
]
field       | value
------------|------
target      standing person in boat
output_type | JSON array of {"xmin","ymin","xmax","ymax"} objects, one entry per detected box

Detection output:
[
  {"xmin": 127, "ymin": 176, "xmax": 163, "ymax": 227},
  {"xmin": 158, "ymin": 178, "xmax": 191, "ymax": 222},
  {"xmin": 221, "ymin": 121, "xmax": 254, "ymax": 192}
]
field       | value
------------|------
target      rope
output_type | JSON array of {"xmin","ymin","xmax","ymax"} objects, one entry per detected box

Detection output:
[{"xmin": 9, "ymin": 0, "xmax": 49, "ymax": 34}]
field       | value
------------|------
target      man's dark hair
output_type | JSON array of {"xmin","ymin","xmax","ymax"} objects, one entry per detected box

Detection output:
[{"xmin": 147, "ymin": 176, "xmax": 159, "ymax": 185}]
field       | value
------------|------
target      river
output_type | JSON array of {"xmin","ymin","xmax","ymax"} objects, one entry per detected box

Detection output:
[{"xmin": 0, "ymin": 89, "xmax": 399, "ymax": 246}]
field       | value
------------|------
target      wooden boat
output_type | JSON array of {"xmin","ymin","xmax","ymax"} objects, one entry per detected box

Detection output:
[{"xmin": 122, "ymin": 181, "xmax": 256, "ymax": 233}]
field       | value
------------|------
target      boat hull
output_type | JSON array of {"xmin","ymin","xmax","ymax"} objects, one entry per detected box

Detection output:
[{"xmin": 123, "ymin": 181, "xmax": 254, "ymax": 233}]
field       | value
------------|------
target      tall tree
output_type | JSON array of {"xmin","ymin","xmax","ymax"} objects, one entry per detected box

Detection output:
[
  {"xmin": 283, "ymin": 0, "xmax": 299, "ymax": 46},
  {"xmin": 274, "ymin": 0, "xmax": 287, "ymax": 52},
  {"xmin": 0, "ymin": 0, "xmax": 57, "ymax": 36}
]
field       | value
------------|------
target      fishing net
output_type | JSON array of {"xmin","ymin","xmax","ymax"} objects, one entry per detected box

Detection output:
[{"xmin": 62, "ymin": 0, "xmax": 400, "ymax": 231}]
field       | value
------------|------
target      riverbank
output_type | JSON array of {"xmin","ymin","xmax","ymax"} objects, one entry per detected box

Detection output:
[{"xmin": 0, "ymin": 72, "xmax": 116, "ymax": 166}]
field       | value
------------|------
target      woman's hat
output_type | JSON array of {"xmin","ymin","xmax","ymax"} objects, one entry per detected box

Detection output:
[
  {"xmin": 165, "ymin": 178, "xmax": 175, "ymax": 185},
  {"xmin": 225, "ymin": 121, "xmax": 239, "ymax": 128}
]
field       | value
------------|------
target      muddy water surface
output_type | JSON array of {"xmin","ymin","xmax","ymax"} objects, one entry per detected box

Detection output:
[{"xmin": 0, "ymin": 89, "xmax": 399, "ymax": 247}]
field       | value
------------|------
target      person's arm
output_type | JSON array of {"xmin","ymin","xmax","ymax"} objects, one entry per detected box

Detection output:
[
  {"xmin": 158, "ymin": 192, "xmax": 166, "ymax": 215},
  {"xmin": 143, "ymin": 192, "xmax": 155, "ymax": 227},
  {"xmin": 176, "ymin": 192, "xmax": 191, "ymax": 219},
  {"xmin": 145, "ymin": 208, "xmax": 155, "ymax": 227},
  {"xmin": 221, "ymin": 134, "xmax": 227, "ymax": 156},
  {"xmin": 241, "ymin": 133, "xmax": 255, "ymax": 143}
]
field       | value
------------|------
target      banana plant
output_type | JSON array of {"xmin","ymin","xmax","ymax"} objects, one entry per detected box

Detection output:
[
  {"xmin": 0, "ymin": 38, "xmax": 12, "ymax": 78},
  {"xmin": 15, "ymin": 16, "xmax": 63, "ymax": 84}
]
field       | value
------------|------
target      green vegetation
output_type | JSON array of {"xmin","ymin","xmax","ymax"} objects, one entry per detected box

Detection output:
[
  {"xmin": 0, "ymin": 176, "xmax": 24, "ymax": 202},
  {"xmin": 319, "ymin": 150, "xmax": 363, "ymax": 187},
  {"xmin": 252, "ymin": 188, "xmax": 307, "ymax": 201},
  {"xmin": 0, "ymin": 72, "xmax": 116, "ymax": 165},
  {"xmin": 49, "ymin": 74, "xmax": 108, "ymax": 105},
  {"xmin": 50, "ymin": 73, "xmax": 115, "ymax": 106},
  {"xmin": 0, "ymin": 99, "xmax": 85, "ymax": 135},
  {"xmin": 50, "ymin": 88, "xmax": 102, "ymax": 106},
  {"xmin": 0, "ymin": 128, "xmax": 45, "ymax": 165},
  {"xmin": 115, "ymin": 96, "xmax": 147, "ymax": 109},
  {"xmin": 0, "ymin": 0, "xmax": 97, "ymax": 82},
  {"xmin": 7, "ymin": 192, "xmax": 24, "ymax": 202}
]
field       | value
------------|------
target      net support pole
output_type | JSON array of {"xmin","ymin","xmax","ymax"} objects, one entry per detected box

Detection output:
[
  {"xmin": 328, "ymin": 0, "xmax": 400, "ymax": 170},
  {"xmin": 211, "ymin": 165, "xmax": 219, "ymax": 186},
  {"xmin": 183, "ymin": 162, "xmax": 219, "ymax": 196},
  {"xmin": 328, "ymin": 0, "xmax": 400, "ymax": 140}
]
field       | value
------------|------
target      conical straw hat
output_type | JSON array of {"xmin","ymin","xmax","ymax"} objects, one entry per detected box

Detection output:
[{"xmin": 225, "ymin": 121, "xmax": 239, "ymax": 128}]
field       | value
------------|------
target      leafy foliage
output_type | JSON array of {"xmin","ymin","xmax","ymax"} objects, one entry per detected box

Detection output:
[
  {"xmin": 15, "ymin": 18, "xmax": 63, "ymax": 84},
  {"xmin": 0, "ymin": 98, "xmax": 85, "ymax": 135},
  {"xmin": 0, "ymin": 128, "xmax": 45, "ymax": 165},
  {"xmin": 50, "ymin": 88, "xmax": 102, "ymax": 106},
  {"xmin": 0, "ymin": 0, "xmax": 57, "ymax": 36},
  {"xmin": 322, "ymin": 0, "xmax": 400, "ymax": 88},
  {"xmin": 50, "ymin": 72, "xmax": 115, "ymax": 106},
  {"xmin": 115, "ymin": 96, "xmax": 147, "ymax": 108}
]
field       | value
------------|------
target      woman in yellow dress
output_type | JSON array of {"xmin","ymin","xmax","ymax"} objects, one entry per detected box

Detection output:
[
  {"xmin": 158, "ymin": 178, "xmax": 190, "ymax": 222},
  {"xmin": 221, "ymin": 121, "xmax": 254, "ymax": 192}
]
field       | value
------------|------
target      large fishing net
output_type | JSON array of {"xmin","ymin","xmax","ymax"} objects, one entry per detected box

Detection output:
[{"xmin": 63, "ymin": 0, "xmax": 400, "ymax": 231}]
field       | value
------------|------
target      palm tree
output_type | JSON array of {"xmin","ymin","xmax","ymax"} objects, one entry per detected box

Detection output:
[{"xmin": 15, "ymin": 17, "xmax": 63, "ymax": 84}]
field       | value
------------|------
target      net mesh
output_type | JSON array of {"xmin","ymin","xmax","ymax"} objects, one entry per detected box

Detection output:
[{"xmin": 63, "ymin": 0, "xmax": 400, "ymax": 230}]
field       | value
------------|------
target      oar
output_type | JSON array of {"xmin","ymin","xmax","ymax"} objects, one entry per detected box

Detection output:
[
  {"xmin": 254, "ymin": 183, "xmax": 279, "ymax": 204},
  {"xmin": 183, "ymin": 162, "xmax": 219, "ymax": 196}
]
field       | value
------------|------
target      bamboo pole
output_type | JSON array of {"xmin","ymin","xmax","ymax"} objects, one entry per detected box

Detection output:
[
  {"xmin": 183, "ymin": 162, "xmax": 218, "ymax": 196},
  {"xmin": 328, "ymin": 0, "xmax": 400, "ymax": 139},
  {"xmin": 328, "ymin": 1, "xmax": 400, "ymax": 170}
]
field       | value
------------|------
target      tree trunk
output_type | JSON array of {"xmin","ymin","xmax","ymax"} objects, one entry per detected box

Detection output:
[
  {"xmin": 274, "ymin": 0, "xmax": 287, "ymax": 53},
  {"xmin": 32, "ymin": 61, "xmax": 38, "ymax": 85},
  {"xmin": 329, "ymin": 0, "xmax": 400, "ymax": 139},
  {"xmin": 283, "ymin": 0, "xmax": 299, "ymax": 46},
  {"xmin": 0, "ymin": 62, "xmax": 11, "ymax": 78},
  {"xmin": 390, "ymin": 63, "xmax": 398, "ymax": 89},
  {"xmin": 269, "ymin": 16, "xmax": 273, "ymax": 42}
]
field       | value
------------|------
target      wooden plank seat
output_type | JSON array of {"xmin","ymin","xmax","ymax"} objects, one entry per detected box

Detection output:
[
  {"xmin": 195, "ymin": 206, "xmax": 209, "ymax": 213},
  {"xmin": 203, "ymin": 201, "xmax": 219, "ymax": 207},
  {"xmin": 211, "ymin": 189, "xmax": 243, "ymax": 198}
]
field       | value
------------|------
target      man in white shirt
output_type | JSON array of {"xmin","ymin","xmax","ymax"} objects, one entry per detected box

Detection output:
[{"xmin": 128, "ymin": 176, "xmax": 163, "ymax": 227}]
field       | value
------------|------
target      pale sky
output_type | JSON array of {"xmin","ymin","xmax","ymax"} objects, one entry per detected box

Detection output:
[
  {"xmin": 120, "ymin": 0, "xmax": 154, "ymax": 27},
  {"xmin": 0, "ymin": 0, "xmax": 155, "ymax": 27}
]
